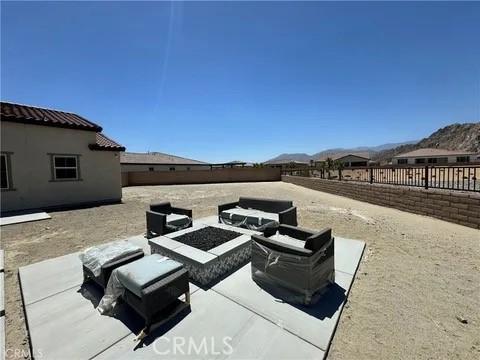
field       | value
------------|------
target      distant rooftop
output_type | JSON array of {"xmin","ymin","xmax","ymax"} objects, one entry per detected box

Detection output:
[
  {"xmin": 121, "ymin": 152, "xmax": 209, "ymax": 165},
  {"xmin": 316, "ymin": 152, "xmax": 371, "ymax": 162},
  {"xmin": 393, "ymin": 148, "xmax": 477, "ymax": 158}
]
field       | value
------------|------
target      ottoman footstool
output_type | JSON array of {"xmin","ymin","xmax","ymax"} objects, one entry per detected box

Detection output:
[
  {"xmin": 115, "ymin": 254, "xmax": 190, "ymax": 340},
  {"xmin": 81, "ymin": 242, "xmax": 145, "ymax": 289}
]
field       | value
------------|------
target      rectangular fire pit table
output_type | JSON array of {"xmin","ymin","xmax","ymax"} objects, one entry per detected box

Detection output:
[{"xmin": 149, "ymin": 222, "xmax": 259, "ymax": 286}]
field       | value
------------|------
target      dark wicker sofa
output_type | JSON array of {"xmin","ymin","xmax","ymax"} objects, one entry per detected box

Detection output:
[
  {"xmin": 146, "ymin": 201, "xmax": 193, "ymax": 238},
  {"xmin": 218, "ymin": 197, "xmax": 297, "ymax": 229},
  {"xmin": 251, "ymin": 224, "xmax": 335, "ymax": 305}
]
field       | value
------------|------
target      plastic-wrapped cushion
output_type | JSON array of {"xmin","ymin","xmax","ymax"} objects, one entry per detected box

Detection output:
[
  {"xmin": 268, "ymin": 233, "xmax": 306, "ymax": 250},
  {"xmin": 251, "ymin": 238, "xmax": 335, "ymax": 305},
  {"xmin": 220, "ymin": 208, "xmax": 254, "ymax": 221},
  {"xmin": 79, "ymin": 240, "xmax": 143, "ymax": 277},
  {"xmin": 220, "ymin": 207, "xmax": 279, "ymax": 230}
]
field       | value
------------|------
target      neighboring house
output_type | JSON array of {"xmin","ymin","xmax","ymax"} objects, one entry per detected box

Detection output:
[
  {"xmin": 392, "ymin": 148, "xmax": 480, "ymax": 165},
  {"xmin": 263, "ymin": 160, "xmax": 310, "ymax": 169},
  {"xmin": 120, "ymin": 152, "xmax": 211, "ymax": 172},
  {"xmin": 121, "ymin": 153, "xmax": 248, "ymax": 172},
  {"xmin": 315, "ymin": 153, "xmax": 371, "ymax": 168},
  {"xmin": 0, "ymin": 101, "xmax": 125, "ymax": 213}
]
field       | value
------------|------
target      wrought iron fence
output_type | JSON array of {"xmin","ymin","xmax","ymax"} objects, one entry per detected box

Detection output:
[{"xmin": 281, "ymin": 165, "xmax": 480, "ymax": 192}]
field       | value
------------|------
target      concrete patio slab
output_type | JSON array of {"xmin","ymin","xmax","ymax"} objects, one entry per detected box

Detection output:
[
  {"xmin": 19, "ymin": 229, "xmax": 362, "ymax": 360},
  {"xmin": 93, "ymin": 289, "xmax": 323, "ymax": 360},
  {"xmin": 23, "ymin": 277, "xmax": 200, "ymax": 359},
  {"xmin": 212, "ymin": 264, "xmax": 353, "ymax": 351},
  {"xmin": 26, "ymin": 284, "xmax": 139, "ymax": 359},
  {"xmin": 0, "ymin": 212, "xmax": 50, "ymax": 226},
  {"xmin": 212, "ymin": 238, "xmax": 365, "ymax": 351},
  {"xmin": 19, "ymin": 252, "xmax": 82, "ymax": 306},
  {"xmin": 334, "ymin": 237, "xmax": 366, "ymax": 275}
]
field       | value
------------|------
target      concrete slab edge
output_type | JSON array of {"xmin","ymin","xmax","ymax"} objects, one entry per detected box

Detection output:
[{"xmin": 323, "ymin": 241, "xmax": 366, "ymax": 359}]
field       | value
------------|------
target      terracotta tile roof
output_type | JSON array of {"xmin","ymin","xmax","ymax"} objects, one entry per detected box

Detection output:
[
  {"xmin": 0, "ymin": 101, "xmax": 102, "ymax": 132},
  {"xmin": 89, "ymin": 133, "xmax": 125, "ymax": 152},
  {"xmin": 120, "ymin": 152, "xmax": 208, "ymax": 165},
  {"xmin": 393, "ymin": 148, "xmax": 477, "ymax": 158}
]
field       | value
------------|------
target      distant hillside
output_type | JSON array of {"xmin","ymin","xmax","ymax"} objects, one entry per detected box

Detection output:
[
  {"xmin": 265, "ymin": 141, "xmax": 416, "ymax": 163},
  {"xmin": 265, "ymin": 122, "xmax": 479, "ymax": 164},
  {"xmin": 372, "ymin": 123, "xmax": 480, "ymax": 163},
  {"xmin": 266, "ymin": 153, "xmax": 313, "ymax": 163}
]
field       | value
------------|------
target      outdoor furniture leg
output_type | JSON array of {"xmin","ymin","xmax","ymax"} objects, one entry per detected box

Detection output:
[
  {"xmin": 185, "ymin": 290, "xmax": 190, "ymax": 305},
  {"xmin": 134, "ymin": 327, "xmax": 149, "ymax": 342}
]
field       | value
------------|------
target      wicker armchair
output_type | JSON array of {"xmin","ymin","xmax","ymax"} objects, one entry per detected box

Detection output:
[{"xmin": 146, "ymin": 201, "xmax": 193, "ymax": 238}]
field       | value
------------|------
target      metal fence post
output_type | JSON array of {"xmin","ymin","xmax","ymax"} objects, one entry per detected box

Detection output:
[
  {"xmin": 339, "ymin": 168, "xmax": 342, "ymax": 181},
  {"xmin": 369, "ymin": 167, "xmax": 373, "ymax": 184},
  {"xmin": 425, "ymin": 166, "xmax": 429, "ymax": 189}
]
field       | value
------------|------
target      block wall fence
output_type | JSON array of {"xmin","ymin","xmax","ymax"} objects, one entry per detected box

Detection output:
[
  {"xmin": 282, "ymin": 175, "xmax": 480, "ymax": 230},
  {"xmin": 123, "ymin": 167, "xmax": 281, "ymax": 187}
]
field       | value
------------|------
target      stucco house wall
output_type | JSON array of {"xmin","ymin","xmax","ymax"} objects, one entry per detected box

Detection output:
[
  {"xmin": 1, "ymin": 121, "xmax": 122, "ymax": 212},
  {"xmin": 392, "ymin": 155, "xmax": 479, "ymax": 165}
]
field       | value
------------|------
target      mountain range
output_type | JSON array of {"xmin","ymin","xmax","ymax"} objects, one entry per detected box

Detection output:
[{"xmin": 265, "ymin": 123, "xmax": 480, "ymax": 164}]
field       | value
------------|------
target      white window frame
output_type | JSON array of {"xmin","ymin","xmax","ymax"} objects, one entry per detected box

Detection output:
[
  {"xmin": 52, "ymin": 155, "xmax": 79, "ymax": 181},
  {"xmin": 1, "ymin": 153, "xmax": 9, "ymax": 190}
]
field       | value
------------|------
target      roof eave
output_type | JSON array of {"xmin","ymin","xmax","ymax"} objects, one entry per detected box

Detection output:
[
  {"xmin": 2, "ymin": 116, "xmax": 102, "ymax": 132},
  {"xmin": 89, "ymin": 144, "xmax": 126, "ymax": 152}
]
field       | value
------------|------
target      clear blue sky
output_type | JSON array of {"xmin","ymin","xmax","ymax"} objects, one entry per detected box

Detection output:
[{"xmin": 1, "ymin": 1, "xmax": 479, "ymax": 162}]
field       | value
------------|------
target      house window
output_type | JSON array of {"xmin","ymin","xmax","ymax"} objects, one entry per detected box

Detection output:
[
  {"xmin": 1, "ymin": 154, "xmax": 11, "ymax": 190},
  {"xmin": 457, "ymin": 156, "xmax": 470, "ymax": 163},
  {"xmin": 52, "ymin": 155, "xmax": 79, "ymax": 180},
  {"xmin": 415, "ymin": 158, "xmax": 425, "ymax": 164},
  {"xmin": 149, "ymin": 167, "xmax": 154, "ymax": 171},
  {"xmin": 397, "ymin": 158, "xmax": 408, "ymax": 165},
  {"xmin": 427, "ymin": 158, "xmax": 437, "ymax": 164},
  {"xmin": 169, "ymin": 167, "xmax": 175, "ymax": 171},
  {"xmin": 437, "ymin": 157, "xmax": 448, "ymax": 164}
]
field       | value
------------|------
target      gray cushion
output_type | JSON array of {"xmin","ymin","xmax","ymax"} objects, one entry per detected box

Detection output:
[
  {"xmin": 116, "ymin": 254, "xmax": 183, "ymax": 297},
  {"xmin": 166, "ymin": 213, "xmax": 190, "ymax": 227}
]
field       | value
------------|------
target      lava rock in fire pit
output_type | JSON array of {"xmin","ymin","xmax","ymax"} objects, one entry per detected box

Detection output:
[{"xmin": 174, "ymin": 226, "xmax": 243, "ymax": 251}]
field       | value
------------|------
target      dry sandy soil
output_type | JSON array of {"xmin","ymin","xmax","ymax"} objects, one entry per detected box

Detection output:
[{"xmin": 2, "ymin": 182, "xmax": 479, "ymax": 359}]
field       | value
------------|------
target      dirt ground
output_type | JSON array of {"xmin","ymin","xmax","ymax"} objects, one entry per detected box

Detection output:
[{"xmin": 2, "ymin": 182, "xmax": 479, "ymax": 359}]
